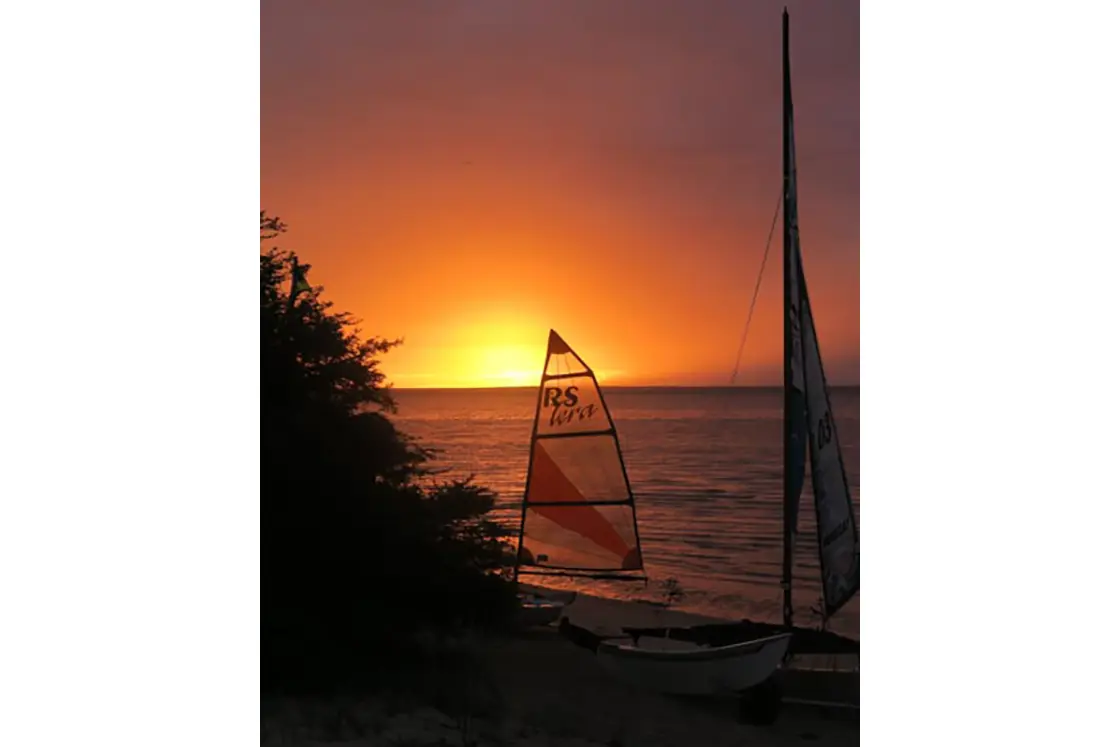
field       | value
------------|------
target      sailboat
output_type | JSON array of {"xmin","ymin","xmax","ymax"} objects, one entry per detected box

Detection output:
[
  {"xmin": 512, "ymin": 329, "xmax": 645, "ymax": 625},
  {"xmin": 560, "ymin": 9, "xmax": 860, "ymax": 696}
]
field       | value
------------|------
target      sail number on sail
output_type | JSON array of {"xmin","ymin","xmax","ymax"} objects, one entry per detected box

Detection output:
[
  {"xmin": 815, "ymin": 411, "xmax": 833, "ymax": 449},
  {"xmin": 543, "ymin": 386, "xmax": 599, "ymax": 427}
]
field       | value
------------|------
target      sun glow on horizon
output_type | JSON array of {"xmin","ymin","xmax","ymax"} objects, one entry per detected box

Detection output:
[
  {"xmin": 384, "ymin": 324, "xmax": 632, "ymax": 388},
  {"xmin": 471, "ymin": 343, "xmax": 541, "ymax": 387},
  {"xmin": 389, "ymin": 366, "xmax": 631, "ymax": 389},
  {"xmin": 390, "ymin": 327, "xmax": 549, "ymax": 388}
]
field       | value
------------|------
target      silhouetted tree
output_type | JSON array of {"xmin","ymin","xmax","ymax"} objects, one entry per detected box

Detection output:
[{"xmin": 260, "ymin": 213, "xmax": 516, "ymax": 692}]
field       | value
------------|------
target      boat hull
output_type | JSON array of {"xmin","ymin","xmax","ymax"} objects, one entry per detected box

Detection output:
[
  {"xmin": 517, "ymin": 588, "xmax": 577, "ymax": 627},
  {"xmin": 517, "ymin": 598, "xmax": 567, "ymax": 627},
  {"xmin": 622, "ymin": 620, "xmax": 858, "ymax": 655},
  {"xmin": 595, "ymin": 633, "xmax": 792, "ymax": 695}
]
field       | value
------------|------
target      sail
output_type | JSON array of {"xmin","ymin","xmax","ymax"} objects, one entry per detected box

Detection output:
[
  {"xmin": 782, "ymin": 22, "xmax": 809, "ymax": 534},
  {"xmin": 798, "ymin": 264, "xmax": 860, "ymax": 617},
  {"xmin": 515, "ymin": 330, "xmax": 644, "ymax": 578}
]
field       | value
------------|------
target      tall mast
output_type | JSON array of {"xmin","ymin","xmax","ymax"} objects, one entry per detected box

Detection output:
[{"xmin": 780, "ymin": 7, "xmax": 794, "ymax": 631}]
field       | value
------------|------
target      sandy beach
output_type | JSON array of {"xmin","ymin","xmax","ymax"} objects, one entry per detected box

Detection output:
[{"xmin": 261, "ymin": 592, "xmax": 858, "ymax": 747}]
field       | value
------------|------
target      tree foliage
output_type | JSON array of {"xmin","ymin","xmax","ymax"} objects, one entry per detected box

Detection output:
[{"xmin": 260, "ymin": 213, "xmax": 517, "ymax": 692}]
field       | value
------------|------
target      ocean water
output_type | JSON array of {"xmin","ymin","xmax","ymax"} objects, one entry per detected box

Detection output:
[{"xmin": 392, "ymin": 386, "xmax": 860, "ymax": 640}]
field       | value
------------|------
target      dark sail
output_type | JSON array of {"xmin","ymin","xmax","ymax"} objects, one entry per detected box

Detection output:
[
  {"xmin": 798, "ymin": 264, "xmax": 860, "ymax": 617},
  {"xmin": 781, "ymin": 7, "xmax": 809, "ymax": 628},
  {"xmin": 782, "ymin": 8, "xmax": 859, "ymax": 620}
]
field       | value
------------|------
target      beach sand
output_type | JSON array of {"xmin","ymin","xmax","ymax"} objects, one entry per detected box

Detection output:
[{"xmin": 261, "ymin": 592, "xmax": 858, "ymax": 747}]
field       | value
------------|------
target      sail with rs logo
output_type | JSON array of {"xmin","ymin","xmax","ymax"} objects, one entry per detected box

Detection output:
[{"xmin": 514, "ymin": 329, "xmax": 645, "ymax": 580}]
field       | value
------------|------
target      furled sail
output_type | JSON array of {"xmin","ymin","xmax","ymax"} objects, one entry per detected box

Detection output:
[
  {"xmin": 515, "ymin": 330, "xmax": 645, "ymax": 579},
  {"xmin": 798, "ymin": 263, "xmax": 860, "ymax": 617}
]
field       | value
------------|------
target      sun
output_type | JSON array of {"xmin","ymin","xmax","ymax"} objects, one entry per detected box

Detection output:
[
  {"xmin": 471, "ymin": 344, "xmax": 542, "ymax": 387},
  {"xmin": 392, "ymin": 317, "xmax": 614, "ymax": 388}
]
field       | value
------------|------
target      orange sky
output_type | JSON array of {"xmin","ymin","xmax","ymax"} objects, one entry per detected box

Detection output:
[{"xmin": 261, "ymin": 0, "xmax": 859, "ymax": 387}]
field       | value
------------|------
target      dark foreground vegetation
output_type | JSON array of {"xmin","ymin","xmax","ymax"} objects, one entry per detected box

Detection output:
[{"xmin": 261, "ymin": 213, "xmax": 518, "ymax": 693}]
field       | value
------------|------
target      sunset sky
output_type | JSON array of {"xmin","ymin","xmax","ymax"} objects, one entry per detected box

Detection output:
[{"xmin": 261, "ymin": 0, "xmax": 859, "ymax": 388}]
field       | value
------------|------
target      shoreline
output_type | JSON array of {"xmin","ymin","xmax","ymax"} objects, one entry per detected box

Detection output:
[
  {"xmin": 262, "ymin": 591, "xmax": 858, "ymax": 746},
  {"xmin": 528, "ymin": 585, "xmax": 859, "ymax": 660}
]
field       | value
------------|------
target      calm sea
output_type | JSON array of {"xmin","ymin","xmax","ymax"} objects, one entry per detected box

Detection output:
[{"xmin": 392, "ymin": 386, "xmax": 859, "ymax": 640}]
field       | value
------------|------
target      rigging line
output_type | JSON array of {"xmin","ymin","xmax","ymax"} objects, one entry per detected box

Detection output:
[{"xmin": 730, "ymin": 190, "xmax": 782, "ymax": 385}]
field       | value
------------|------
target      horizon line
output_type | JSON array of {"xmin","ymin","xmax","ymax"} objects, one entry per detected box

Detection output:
[{"xmin": 390, "ymin": 383, "xmax": 861, "ymax": 391}]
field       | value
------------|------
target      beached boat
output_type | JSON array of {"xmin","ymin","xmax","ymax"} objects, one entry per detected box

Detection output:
[
  {"xmin": 596, "ymin": 632, "xmax": 793, "ymax": 696},
  {"xmin": 558, "ymin": 11, "xmax": 859, "ymax": 706},
  {"xmin": 516, "ymin": 585, "xmax": 578, "ymax": 627},
  {"xmin": 512, "ymin": 329, "xmax": 646, "ymax": 626}
]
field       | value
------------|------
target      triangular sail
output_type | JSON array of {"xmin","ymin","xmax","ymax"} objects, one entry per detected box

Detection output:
[
  {"xmin": 798, "ymin": 267, "xmax": 860, "ymax": 617},
  {"xmin": 514, "ymin": 330, "xmax": 645, "ymax": 579},
  {"xmin": 783, "ymin": 7, "xmax": 858, "ymax": 622}
]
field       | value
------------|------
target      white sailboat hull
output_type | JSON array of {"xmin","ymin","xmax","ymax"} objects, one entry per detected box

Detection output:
[{"xmin": 595, "ymin": 633, "xmax": 791, "ymax": 695}]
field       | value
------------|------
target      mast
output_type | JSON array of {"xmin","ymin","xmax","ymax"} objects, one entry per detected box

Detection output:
[{"xmin": 780, "ymin": 7, "xmax": 794, "ymax": 631}]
